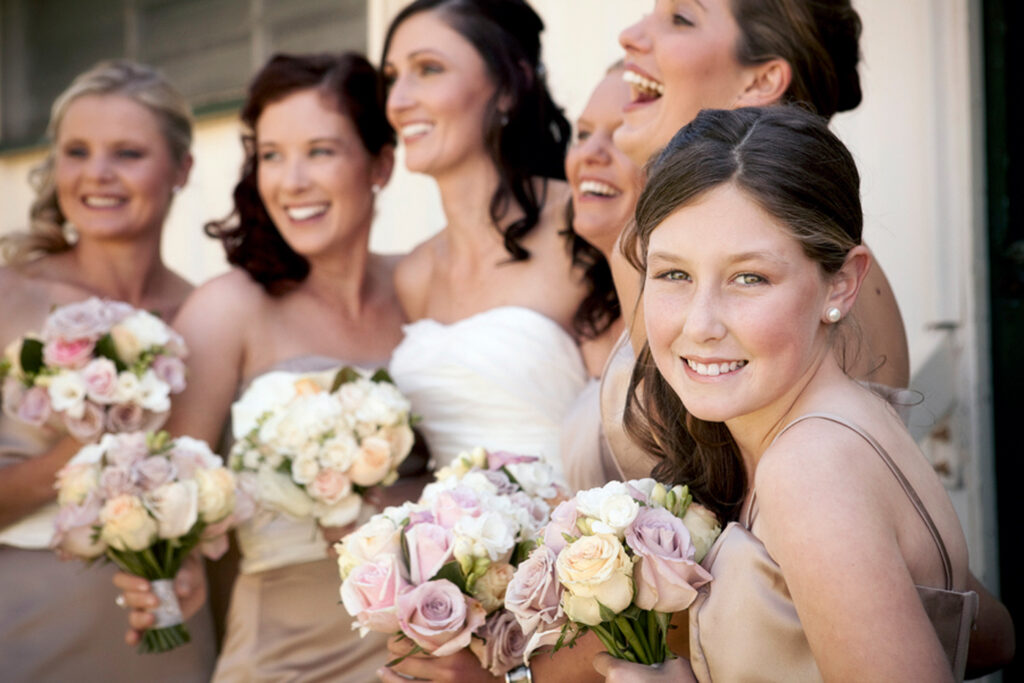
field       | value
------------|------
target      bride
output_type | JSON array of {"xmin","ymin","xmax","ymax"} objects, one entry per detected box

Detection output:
[{"xmin": 383, "ymin": 0, "xmax": 588, "ymax": 476}]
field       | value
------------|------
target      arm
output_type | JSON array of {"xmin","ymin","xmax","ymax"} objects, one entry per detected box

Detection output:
[
  {"xmin": 965, "ymin": 572, "xmax": 1015, "ymax": 678},
  {"xmin": 756, "ymin": 426, "xmax": 955, "ymax": 682}
]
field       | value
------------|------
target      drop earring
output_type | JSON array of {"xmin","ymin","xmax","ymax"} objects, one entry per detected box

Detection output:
[{"xmin": 825, "ymin": 307, "xmax": 842, "ymax": 324}]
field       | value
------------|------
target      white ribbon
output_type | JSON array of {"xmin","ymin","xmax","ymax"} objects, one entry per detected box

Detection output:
[{"xmin": 150, "ymin": 579, "xmax": 184, "ymax": 628}]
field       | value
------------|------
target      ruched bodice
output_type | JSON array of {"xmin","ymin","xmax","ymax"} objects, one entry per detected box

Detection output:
[{"xmin": 389, "ymin": 306, "xmax": 588, "ymax": 478}]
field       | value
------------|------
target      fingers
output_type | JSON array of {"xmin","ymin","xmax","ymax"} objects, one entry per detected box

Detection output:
[
  {"xmin": 386, "ymin": 635, "xmax": 418, "ymax": 657},
  {"xmin": 592, "ymin": 652, "xmax": 613, "ymax": 676},
  {"xmin": 128, "ymin": 608, "xmax": 156, "ymax": 631},
  {"xmin": 112, "ymin": 571, "xmax": 150, "ymax": 593},
  {"xmin": 377, "ymin": 667, "xmax": 421, "ymax": 682}
]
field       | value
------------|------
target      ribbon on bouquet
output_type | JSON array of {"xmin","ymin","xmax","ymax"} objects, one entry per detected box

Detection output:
[{"xmin": 149, "ymin": 579, "xmax": 184, "ymax": 629}]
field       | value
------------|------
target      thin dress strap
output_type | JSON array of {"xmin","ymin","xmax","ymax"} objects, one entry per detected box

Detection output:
[{"xmin": 753, "ymin": 412, "xmax": 953, "ymax": 591}]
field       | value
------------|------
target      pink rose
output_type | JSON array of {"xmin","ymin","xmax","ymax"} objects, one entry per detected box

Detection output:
[
  {"xmin": 505, "ymin": 546, "xmax": 565, "ymax": 638},
  {"xmin": 625, "ymin": 507, "xmax": 713, "ymax": 613},
  {"xmin": 542, "ymin": 500, "xmax": 579, "ymax": 555},
  {"xmin": 42, "ymin": 298, "xmax": 115, "ymax": 342},
  {"xmin": 133, "ymin": 455, "xmax": 176, "ymax": 491},
  {"xmin": 308, "ymin": 468, "xmax": 351, "ymax": 505},
  {"xmin": 101, "ymin": 467, "xmax": 139, "ymax": 498},
  {"xmin": 151, "ymin": 355, "xmax": 186, "ymax": 394},
  {"xmin": 106, "ymin": 403, "xmax": 145, "ymax": 433},
  {"xmin": 43, "ymin": 338, "xmax": 95, "ymax": 369},
  {"xmin": 167, "ymin": 436, "xmax": 221, "ymax": 478},
  {"xmin": 397, "ymin": 580, "xmax": 487, "ymax": 656},
  {"xmin": 199, "ymin": 516, "xmax": 234, "ymax": 560},
  {"xmin": 52, "ymin": 495, "xmax": 106, "ymax": 559},
  {"xmin": 434, "ymin": 487, "xmax": 482, "ymax": 529},
  {"xmin": 15, "ymin": 385, "xmax": 52, "ymax": 427},
  {"xmin": 81, "ymin": 358, "xmax": 119, "ymax": 403},
  {"xmin": 63, "ymin": 400, "xmax": 105, "ymax": 442},
  {"xmin": 105, "ymin": 432, "xmax": 149, "ymax": 468},
  {"xmin": 469, "ymin": 610, "xmax": 529, "ymax": 677},
  {"xmin": 405, "ymin": 522, "xmax": 455, "ymax": 584},
  {"xmin": 341, "ymin": 554, "xmax": 408, "ymax": 634},
  {"xmin": 486, "ymin": 451, "xmax": 538, "ymax": 470}
]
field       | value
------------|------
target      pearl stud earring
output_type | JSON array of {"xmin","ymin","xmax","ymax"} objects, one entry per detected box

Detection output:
[{"xmin": 825, "ymin": 307, "xmax": 842, "ymax": 324}]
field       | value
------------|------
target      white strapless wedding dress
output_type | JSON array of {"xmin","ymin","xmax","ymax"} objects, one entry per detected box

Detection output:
[{"xmin": 389, "ymin": 306, "xmax": 588, "ymax": 479}]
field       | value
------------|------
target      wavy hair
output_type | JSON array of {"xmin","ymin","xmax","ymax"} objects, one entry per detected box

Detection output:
[
  {"xmin": 1, "ymin": 60, "xmax": 192, "ymax": 265},
  {"xmin": 382, "ymin": 0, "xmax": 571, "ymax": 261},
  {"xmin": 623, "ymin": 107, "xmax": 862, "ymax": 522},
  {"xmin": 204, "ymin": 52, "xmax": 395, "ymax": 294}
]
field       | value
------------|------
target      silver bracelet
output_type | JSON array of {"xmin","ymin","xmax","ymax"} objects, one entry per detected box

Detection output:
[{"xmin": 505, "ymin": 664, "xmax": 533, "ymax": 683}]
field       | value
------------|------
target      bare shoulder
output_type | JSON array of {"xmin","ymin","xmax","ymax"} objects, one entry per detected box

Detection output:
[
  {"xmin": 0, "ymin": 265, "xmax": 56, "ymax": 344},
  {"xmin": 174, "ymin": 268, "xmax": 266, "ymax": 330},
  {"xmin": 393, "ymin": 237, "xmax": 439, "ymax": 321}
]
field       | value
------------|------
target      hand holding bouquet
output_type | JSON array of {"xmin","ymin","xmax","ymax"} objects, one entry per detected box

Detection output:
[
  {"xmin": 0, "ymin": 297, "xmax": 187, "ymax": 442},
  {"xmin": 229, "ymin": 366, "xmax": 415, "ymax": 527},
  {"xmin": 51, "ymin": 431, "xmax": 243, "ymax": 653},
  {"xmin": 507, "ymin": 479, "xmax": 721, "ymax": 666},
  {"xmin": 337, "ymin": 448, "xmax": 563, "ymax": 677}
]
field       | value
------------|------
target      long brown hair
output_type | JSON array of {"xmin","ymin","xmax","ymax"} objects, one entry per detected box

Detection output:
[{"xmin": 623, "ymin": 106, "xmax": 862, "ymax": 522}]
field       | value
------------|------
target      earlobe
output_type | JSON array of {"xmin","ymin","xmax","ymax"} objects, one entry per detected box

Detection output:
[
  {"xmin": 735, "ymin": 59, "xmax": 792, "ymax": 109},
  {"xmin": 825, "ymin": 245, "xmax": 872, "ymax": 321}
]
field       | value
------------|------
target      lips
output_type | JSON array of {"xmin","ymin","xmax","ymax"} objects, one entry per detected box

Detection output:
[
  {"xmin": 81, "ymin": 195, "xmax": 127, "ymax": 208},
  {"xmin": 685, "ymin": 358, "xmax": 748, "ymax": 377},
  {"xmin": 623, "ymin": 67, "xmax": 665, "ymax": 104},
  {"xmin": 285, "ymin": 203, "xmax": 329, "ymax": 221},
  {"xmin": 399, "ymin": 121, "xmax": 434, "ymax": 142},
  {"xmin": 577, "ymin": 179, "xmax": 622, "ymax": 198}
]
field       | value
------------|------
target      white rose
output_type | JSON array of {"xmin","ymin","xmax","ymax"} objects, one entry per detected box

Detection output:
[
  {"xmin": 114, "ymin": 371, "xmax": 141, "ymax": 403},
  {"xmin": 256, "ymin": 467, "xmax": 314, "ymax": 518},
  {"xmin": 627, "ymin": 478, "xmax": 659, "ymax": 501},
  {"xmin": 336, "ymin": 513, "xmax": 403, "ymax": 579},
  {"xmin": 681, "ymin": 503, "xmax": 722, "ymax": 563},
  {"xmin": 593, "ymin": 493, "xmax": 640, "ymax": 538},
  {"xmin": 290, "ymin": 452, "xmax": 321, "ymax": 485},
  {"xmin": 454, "ymin": 511, "xmax": 517, "ymax": 562},
  {"xmin": 196, "ymin": 467, "xmax": 236, "ymax": 523},
  {"xmin": 56, "ymin": 462, "xmax": 102, "ymax": 505},
  {"xmin": 145, "ymin": 480, "xmax": 199, "ymax": 539},
  {"xmin": 136, "ymin": 369, "xmax": 171, "ymax": 413},
  {"xmin": 100, "ymin": 494, "xmax": 158, "ymax": 551},
  {"xmin": 506, "ymin": 461, "xmax": 558, "ymax": 499},
  {"xmin": 575, "ymin": 481, "xmax": 630, "ymax": 520},
  {"xmin": 321, "ymin": 434, "xmax": 358, "ymax": 470},
  {"xmin": 47, "ymin": 371, "xmax": 87, "ymax": 419},
  {"xmin": 111, "ymin": 311, "xmax": 170, "ymax": 363}
]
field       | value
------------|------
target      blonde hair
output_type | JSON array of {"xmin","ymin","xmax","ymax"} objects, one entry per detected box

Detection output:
[{"xmin": 1, "ymin": 60, "xmax": 193, "ymax": 265}]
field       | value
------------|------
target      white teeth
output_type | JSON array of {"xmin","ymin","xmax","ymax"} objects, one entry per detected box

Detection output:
[
  {"xmin": 686, "ymin": 359, "xmax": 747, "ymax": 376},
  {"xmin": 285, "ymin": 204, "xmax": 328, "ymax": 221},
  {"xmin": 400, "ymin": 122, "xmax": 433, "ymax": 139},
  {"xmin": 579, "ymin": 180, "xmax": 621, "ymax": 197},
  {"xmin": 622, "ymin": 69, "xmax": 665, "ymax": 96},
  {"xmin": 83, "ymin": 196, "xmax": 125, "ymax": 208}
]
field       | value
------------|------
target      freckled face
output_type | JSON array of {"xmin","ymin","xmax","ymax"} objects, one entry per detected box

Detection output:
[
  {"xmin": 644, "ymin": 183, "xmax": 832, "ymax": 425},
  {"xmin": 565, "ymin": 70, "xmax": 644, "ymax": 257},
  {"xmin": 615, "ymin": 0, "xmax": 751, "ymax": 164},
  {"xmin": 383, "ymin": 11, "xmax": 497, "ymax": 179},
  {"xmin": 256, "ymin": 88, "xmax": 380, "ymax": 259},
  {"xmin": 55, "ymin": 95, "xmax": 187, "ymax": 241}
]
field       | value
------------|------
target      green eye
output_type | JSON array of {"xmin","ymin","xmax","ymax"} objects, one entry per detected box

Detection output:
[{"xmin": 735, "ymin": 273, "xmax": 764, "ymax": 285}]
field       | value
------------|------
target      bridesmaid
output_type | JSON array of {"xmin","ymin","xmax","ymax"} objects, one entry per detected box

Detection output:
[
  {"xmin": 383, "ymin": 0, "xmax": 589, "ymax": 478},
  {"xmin": 0, "ymin": 61, "xmax": 216, "ymax": 680},
  {"xmin": 603, "ymin": 105, "xmax": 979, "ymax": 682},
  {"xmin": 113, "ymin": 52, "xmax": 401, "ymax": 682}
]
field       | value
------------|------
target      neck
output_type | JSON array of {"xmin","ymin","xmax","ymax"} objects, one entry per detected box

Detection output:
[
  {"xmin": 300, "ymin": 225, "xmax": 375, "ymax": 316},
  {"xmin": 433, "ymin": 155, "xmax": 519, "ymax": 258},
  {"xmin": 66, "ymin": 232, "xmax": 167, "ymax": 306}
]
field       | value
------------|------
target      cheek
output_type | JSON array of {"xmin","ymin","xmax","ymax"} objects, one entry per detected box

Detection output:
[
  {"xmin": 644, "ymin": 289, "xmax": 683, "ymax": 358},
  {"xmin": 564, "ymin": 148, "xmax": 582, "ymax": 184}
]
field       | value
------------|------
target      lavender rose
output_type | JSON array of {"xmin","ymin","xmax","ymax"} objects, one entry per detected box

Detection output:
[
  {"xmin": 81, "ymin": 358, "xmax": 119, "ymax": 404},
  {"xmin": 42, "ymin": 297, "xmax": 117, "ymax": 342},
  {"xmin": 151, "ymin": 355, "xmax": 186, "ymax": 394},
  {"xmin": 63, "ymin": 400, "xmax": 105, "ymax": 442},
  {"xmin": 397, "ymin": 580, "xmax": 487, "ymax": 656},
  {"xmin": 15, "ymin": 385, "xmax": 52, "ymax": 427},
  {"xmin": 469, "ymin": 610, "xmax": 529, "ymax": 677},
  {"xmin": 625, "ymin": 507, "xmax": 713, "ymax": 613},
  {"xmin": 505, "ymin": 545, "xmax": 565, "ymax": 637}
]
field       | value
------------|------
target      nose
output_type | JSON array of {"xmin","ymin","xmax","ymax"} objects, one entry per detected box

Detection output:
[
  {"xmin": 683, "ymin": 285, "xmax": 727, "ymax": 344},
  {"xmin": 83, "ymin": 153, "xmax": 115, "ymax": 182},
  {"xmin": 282, "ymin": 156, "xmax": 310, "ymax": 193},
  {"xmin": 579, "ymin": 132, "xmax": 612, "ymax": 166},
  {"xmin": 619, "ymin": 13, "xmax": 652, "ymax": 54},
  {"xmin": 386, "ymin": 73, "xmax": 414, "ymax": 119}
]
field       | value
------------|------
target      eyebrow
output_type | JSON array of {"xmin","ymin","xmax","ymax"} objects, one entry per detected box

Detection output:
[
  {"xmin": 258, "ymin": 136, "xmax": 345, "ymax": 146},
  {"xmin": 645, "ymin": 249, "xmax": 787, "ymax": 265}
]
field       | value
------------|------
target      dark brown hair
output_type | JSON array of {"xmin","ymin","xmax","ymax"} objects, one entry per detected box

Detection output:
[
  {"xmin": 731, "ymin": 0, "xmax": 863, "ymax": 118},
  {"xmin": 624, "ymin": 106, "xmax": 862, "ymax": 522},
  {"xmin": 205, "ymin": 52, "xmax": 394, "ymax": 294},
  {"xmin": 381, "ymin": 0, "xmax": 571, "ymax": 261}
]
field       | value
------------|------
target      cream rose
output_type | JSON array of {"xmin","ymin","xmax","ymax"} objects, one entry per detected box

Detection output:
[
  {"xmin": 471, "ymin": 561, "xmax": 515, "ymax": 613},
  {"xmin": 681, "ymin": 503, "xmax": 721, "ymax": 563},
  {"xmin": 195, "ymin": 467, "xmax": 236, "ymax": 523},
  {"xmin": 349, "ymin": 436, "xmax": 393, "ymax": 486},
  {"xmin": 56, "ymin": 462, "xmax": 102, "ymax": 505},
  {"xmin": 256, "ymin": 467, "xmax": 313, "ymax": 518},
  {"xmin": 145, "ymin": 480, "xmax": 199, "ymax": 539},
  {"xmin": 556, "ymin": 534, "xmax": 634, "ymax": 626},
  {"xmin": 100, "ymin": 494, "xmax": 158, "ymax": 551}
]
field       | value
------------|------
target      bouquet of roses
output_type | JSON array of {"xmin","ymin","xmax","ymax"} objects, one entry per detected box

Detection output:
[
  {"xmin": 229, "ymin": 366, "xmax": 415, "ymax": 527},
  {"xmin": 506, "ymin": 479, "xmax": 722, "ymax": 666},
  {"xmin": 0, "ymin": 297, "xmax": 187, "ymax": 442},
  {"xmin": 337, "ymin": 448, "xmax": 565, "ymax": 677},
  {"xmin": 51, "ymin": 431, "xmax": 244, "ymax": 653}
]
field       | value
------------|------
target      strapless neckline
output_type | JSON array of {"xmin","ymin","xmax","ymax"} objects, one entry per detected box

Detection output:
[{"xmin": 404, "ymin": 306, "xmax": 575, "ymax": 343}]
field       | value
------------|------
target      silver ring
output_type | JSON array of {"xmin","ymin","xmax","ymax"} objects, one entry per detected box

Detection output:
[{"xmin": 115, "ymin": 594, "xmax": 127, "ymax": 609}]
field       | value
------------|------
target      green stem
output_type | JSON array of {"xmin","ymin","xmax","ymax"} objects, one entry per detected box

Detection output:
[
  {"xmin": 590, "ymin": 624, "xmax": 624, "ymax": 660},
  {"xmin": 616, "ymin": 615, "xmax": 652, "ymax": 666}
]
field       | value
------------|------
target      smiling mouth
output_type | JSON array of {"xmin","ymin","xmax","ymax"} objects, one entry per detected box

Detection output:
[
  {"xmin": 400, "ymin": 122, "xmax": 433, "ymax": 141},
  {"xmin": 578, "ymin": 179, "xmax": 622, "ymax": 198},
  {"xmin": 285, "ymin": 204, "xmax": 329, "ymax": 221},
  {"xmin": 82, "ymin": 195, "xmax": 127, "ymax": 208},
  {"xmin": 623, "ymin": 69, "xmax": 664, "ymax": 104},
  {"xmin": 685, "ymin": 359, "xmax": 748, "ymax": 377}
]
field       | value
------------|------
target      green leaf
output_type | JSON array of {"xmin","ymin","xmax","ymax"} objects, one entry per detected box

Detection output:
[
  {"xmin": 20, "ymin": 338, "xmax": 44, "ymax": 375},
  {"xmin": 370, "ymin": 368, "xmax": 394, "ymax": 384},
  {"xmin": 330, "ymin": 366, "xmax": 361, "ymax": 392},
  {"xmin": 597, "ymin": 600, "xmax": 619, "ymax": 624},
  {"xmin": 93, "ymin": 334, "xmax": 126, "ymax": 371},
  {"xmin": 512, "ymin": 539, "xmax": 536, "ymax": 566},
  {"xmin": 432, "ymin": 561, "xmax": 468, "ymax": 593}
]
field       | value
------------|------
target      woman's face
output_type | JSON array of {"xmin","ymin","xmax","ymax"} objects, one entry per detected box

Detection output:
[
  {"xmin": 615, "ymin": 0, "xmax": 751, "ymax": 164},
  {"xmin": 644, "ymin": 183, "xmax": 832, "ymax": 427},
  {"xmin": 55, "ymin": 94, "xmax": 188, "ymax": 242},
  {"xmin": 383, "ymin": 11, "xmax": 498, "ymax": 179},
  {"xmin": 565, "ymin": 70, "xmax": 644, "ymax": 257},
  {"xmin": 256, "ymin": 88, "xmax": 382, "ymax": 259}
]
